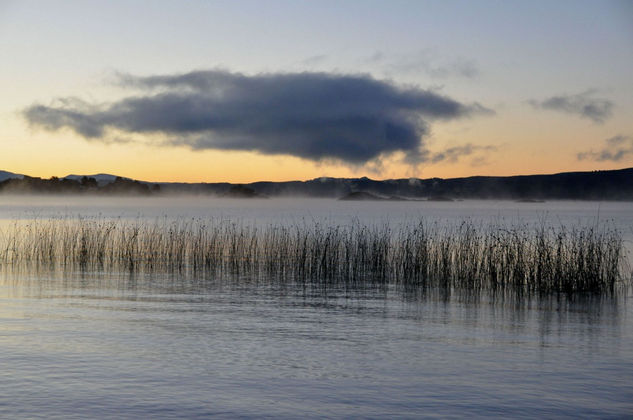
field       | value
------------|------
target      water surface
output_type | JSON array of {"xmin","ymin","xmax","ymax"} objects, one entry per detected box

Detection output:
[{"xmin": 1, "ymin": 196, "xmax": 632, "ymax": 418}]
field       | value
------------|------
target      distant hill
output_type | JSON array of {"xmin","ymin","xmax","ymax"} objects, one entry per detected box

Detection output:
[
  {"xmin": 0, "ymin": 170, "xmax": 24, "ymax": 182},
  {"xmin": 158, "ymin": 167, "xmax": 633, "ymax": 201},
  {"xmin": 2, "ymin": 167, "xmax": 633, "ymax": 200}
]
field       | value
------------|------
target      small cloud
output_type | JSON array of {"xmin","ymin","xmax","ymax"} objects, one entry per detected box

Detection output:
[
  {"xmin": 364, "ymin": 50, "xmax": 480, "ymax": 79},
  {"xmin": 466, "ymin": 102, "xmax": 496, "ymax": 116},
  {"xmin": 402, "ymin": 143, "xmax": 497, "ymax": 171},
  {"xmin": 529, "ymin": 90, "xmax": 614, "ymax": 123},
  {"xmin": 366, "ymin": 51, "xmax": 385, "ymax": 63},
  {"xmin": 301, "ymin": 54, "xmax": 328, "ymax": 67},
  {"xmin": 469, "ymin": 156, "xmax": 491, "ymax": 167},
  {"xmin": 606, "ymin": 134, "xmax": 628, "ymax": 146},
  {"xmin": 429, "ymin": 143, "xmax": 497, "ymax": 164},
  {"xmin": 577, "ymin": 135, "xmax": 633, "ymax": 162}
]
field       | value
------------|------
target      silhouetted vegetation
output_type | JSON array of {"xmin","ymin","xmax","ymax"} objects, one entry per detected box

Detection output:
[
  {"xmin": 339, "ymin": 191, "xmax": 387, "ymax": 201},
  {"xmin": 0, "ymin": 175, "xmax": 160, "ymax": 195},
  {"xmin": 3, "ymin": 167, "xmax": 632, "ymax": 199},
  {"xmin": 222, "ymin": 185, "xmax": 266, "ymax": 198},
  {"xmin": 1, "ymin": 218, "xmax": 629, "ymax": 294},
  {"xmin": 157, "ymin": 167, "xmax": 633, "ymax": 200}
]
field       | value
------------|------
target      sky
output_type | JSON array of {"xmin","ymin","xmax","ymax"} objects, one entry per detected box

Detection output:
[{"xmin": 1, "ymin": 0, "xmax": 632, "ymax": 182}]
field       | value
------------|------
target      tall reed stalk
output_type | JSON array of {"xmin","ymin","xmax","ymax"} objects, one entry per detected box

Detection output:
[{"xmin": 0, "ymin": 218, "xmax": 629, "ymax": 293}]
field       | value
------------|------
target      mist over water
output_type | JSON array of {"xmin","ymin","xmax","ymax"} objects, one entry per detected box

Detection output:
[
  {"xmin": 1, "ymin": 196, "xmax": 632, "ymax": 418},
  {"xmin": 2, "ymin": 194, "xmax": 632, "ymax": 226}
]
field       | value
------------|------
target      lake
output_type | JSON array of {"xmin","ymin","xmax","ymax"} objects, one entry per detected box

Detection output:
[{"xmin": 1, "ymin": 196, "xmax": 632, "ymax": 418}]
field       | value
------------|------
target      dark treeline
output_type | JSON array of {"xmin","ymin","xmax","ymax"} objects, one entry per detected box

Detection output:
[
  {"xmin": 0, "ymin": 175, "xmax": 161, "ymax": 195},
  {"xmin": 2, "ymin": 167, "xmax": 632, "ymax": 199},
  {"xmin": 161, "ymin": 167, "xmax": 633, "ymax": 200}
]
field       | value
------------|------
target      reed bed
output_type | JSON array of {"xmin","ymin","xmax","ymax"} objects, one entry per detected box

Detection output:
[{"xmin": 0, "ymin": 218, "xmax": 629, "ymax": 293}]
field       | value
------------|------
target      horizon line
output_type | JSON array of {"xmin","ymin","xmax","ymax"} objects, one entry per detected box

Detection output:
[{"xmin": 3, "ymin": 166, "xmax": 632, "ymax": 185}]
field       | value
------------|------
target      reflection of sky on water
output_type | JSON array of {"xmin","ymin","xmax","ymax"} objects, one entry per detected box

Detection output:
[
  {"xmin": 1, "ymin": 269, "xmax": 632, "ymax": 418},
  {"xmin": 1, "ymin": 194, "xmax": 631, "ymax": 225}
]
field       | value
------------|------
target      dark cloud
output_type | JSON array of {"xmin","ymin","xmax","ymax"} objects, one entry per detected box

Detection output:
[
  {"xmin": 23, "ymin": 69, "xmax": 493, "ymax": 164},
  {"xmin": 577, "ymin": 135, "xmax": 633, "ymax": 162},
  {"xmin": 529, "ymin": 90, "xmax": 614, "ymax": 123}
]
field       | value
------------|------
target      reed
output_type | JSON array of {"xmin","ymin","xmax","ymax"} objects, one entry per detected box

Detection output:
[{"xmin": 0, "ymin": 217, "xmax": 629, "ymax": 293}]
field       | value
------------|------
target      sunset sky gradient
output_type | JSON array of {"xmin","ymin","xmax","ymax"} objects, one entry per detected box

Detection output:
[{"xmin": 1, "ymin": 0, "xmax": 632, "ymax": 182}]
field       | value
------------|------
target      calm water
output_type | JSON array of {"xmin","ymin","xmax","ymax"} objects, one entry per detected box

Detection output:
[
  {"xmin": 1, "ymin": 196, "xmax": 632, "ymax": 418},
  {"xmin": 2, "ymin": 196, "xmax": 633, "ymax": 228}
]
